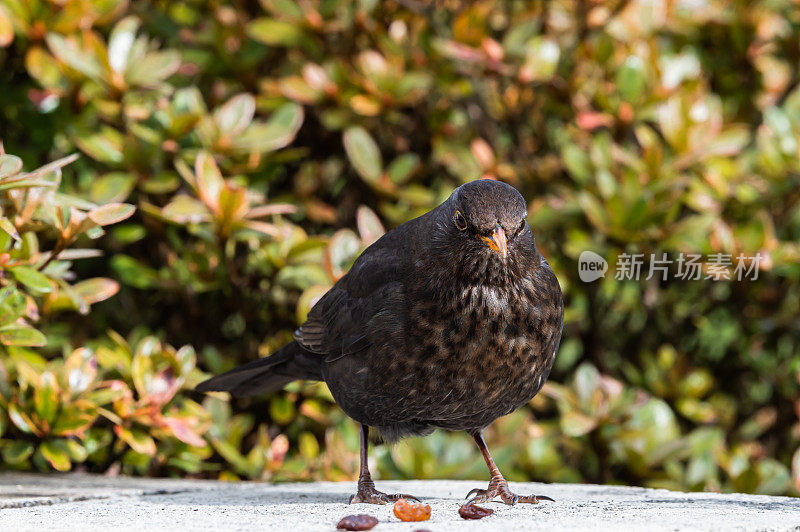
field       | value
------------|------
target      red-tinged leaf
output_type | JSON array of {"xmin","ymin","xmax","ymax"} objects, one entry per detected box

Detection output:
[
  {"xmin": 195, "ymin": 152, "xmax": 224, "ymax": 213},
  {"xmin": 247, "ymin": 203, "xmax": 297, "ymax": 218},
  {"xmin": 0, "ymin": 217, "xmax": 19, "ymax": 241},
  {"xmin": 114, "ymin": 426, "xmax": 157, "ymax": 455},
  {"xmin": 270, "ymin": 433, "xmax": 289, "ymax": 463},
  {"xmin": 146, "ymin": 368, "xmax": 179, "ymax": 406},
  {"xmin": 8, "ymin": 403, "xmax": 41, "ymax": 435},
  {"xmin": 88, "ymin": 203, "xmax": 135, "ymax": 226},
  {"xmin": 577, "ymin": 111, "xmax": 614, "ymax": 130},
  {"xmin": 50, "ymin": 249, "xmax": 103, "ymax": 260},
  {"xmin": 39, "ymin": 440, "xmax": 72, "ymax": 471},
  {"xmin": 0, "ymin": 11, "xmax": 12, "ymax": 49},
  {"xmin": 72, "ymin": 278, "xmax": 120, "ymax": 305},
  {"xmin": 242, "ymin": 220, "xmax": 281, "ymax": 237},
  {"xmin": 162, "ymin": 417, "xmax": 206, "ymax": 447},
  {"xmin": 355, "ymin": 206, "xmax": 385, "ymax": 246},
  {"xmin": 18, "ymin": 153, "xmax": 78, "ymax": 182}
]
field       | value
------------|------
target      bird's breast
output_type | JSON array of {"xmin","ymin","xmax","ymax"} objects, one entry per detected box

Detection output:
[{"xmin": 396, "ymin": 279, "xmax": 558, "ymax": 423}]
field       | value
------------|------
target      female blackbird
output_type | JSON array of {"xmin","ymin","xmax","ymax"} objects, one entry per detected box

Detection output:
[{"xmin": 197, "ymin": 179, "xmax": 564, "ymax": 506}]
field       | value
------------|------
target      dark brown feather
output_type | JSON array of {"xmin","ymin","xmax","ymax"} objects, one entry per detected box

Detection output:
[{"xmin": 197, "ymin": 180, "xmax": 564, "ymax": 442}]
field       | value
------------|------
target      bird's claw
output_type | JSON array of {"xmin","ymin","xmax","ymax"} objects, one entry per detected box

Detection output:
[
  {"xmin": 465, "ymin": 487, "xmax": 483, "ymax": 499},
  {"xmin": 465, "ymin": 480, "xmax": 553, "ymax": 506},
  {"xmin": 349, "ymin": 485, "xmax": 421, "ymax": 505}
]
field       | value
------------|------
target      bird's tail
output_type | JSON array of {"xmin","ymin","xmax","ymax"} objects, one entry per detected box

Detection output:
[{"xmin": 195, "ymin": 341, "xmax": 322, "ymax": 397}]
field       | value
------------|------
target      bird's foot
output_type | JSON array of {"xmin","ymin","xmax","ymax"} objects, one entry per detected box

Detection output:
[
  {"xmin": 465, "ymin": 479, "xmax": 554, "ymax": 506},
  {"xmin": 349, "ymin": 481, "xmax": 421, "ymax": 505}
]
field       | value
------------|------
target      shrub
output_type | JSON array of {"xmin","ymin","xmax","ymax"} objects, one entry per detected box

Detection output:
[{"xmin": 0, "ymin": 0, "xmax": 799, "ymax": 494}]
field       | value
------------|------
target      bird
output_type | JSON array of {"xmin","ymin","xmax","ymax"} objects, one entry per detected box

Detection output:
[{"xmin": 197, "ymin": 178, "xmax": 564, "ymax": 506}]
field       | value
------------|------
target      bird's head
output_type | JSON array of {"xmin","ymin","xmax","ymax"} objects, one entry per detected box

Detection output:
[{"xmin": 435, "ymin": 179, "xmax": 535, "ymax": 281}]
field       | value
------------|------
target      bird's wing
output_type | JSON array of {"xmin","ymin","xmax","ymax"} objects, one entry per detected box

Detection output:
[{"xmin": 294, "ymin": 227, "xmax": 410, "ymax": 362}]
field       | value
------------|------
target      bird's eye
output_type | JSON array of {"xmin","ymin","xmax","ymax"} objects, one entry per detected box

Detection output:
[
  {"xmin": 517, "ymin": 217, "xmax": 527, "ymax": 235},
  {"xmin": 454, "ymin": 210, "xmax": 467, "ymax": 231}
]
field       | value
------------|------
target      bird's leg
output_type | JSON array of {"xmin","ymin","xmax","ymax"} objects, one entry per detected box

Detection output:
[
  {"xmin": 464, "ymin": 430, "xmax": 554, "ymax": 505},
  {"xmin": 348, "ymin": 424, "xmax": 422, "ymax": 504}
]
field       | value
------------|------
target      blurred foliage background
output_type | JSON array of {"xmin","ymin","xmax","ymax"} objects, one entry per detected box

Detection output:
[{"xmin": 0, "ymin": 0, "xmax": 799, "ymax": 496}]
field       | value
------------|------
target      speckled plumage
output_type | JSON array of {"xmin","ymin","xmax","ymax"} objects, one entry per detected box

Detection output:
[{"xmin": 198, "ymin": 179, "xmax": 564, "ymax": 505}]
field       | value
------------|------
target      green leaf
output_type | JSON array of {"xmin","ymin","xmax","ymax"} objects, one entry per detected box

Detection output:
[
  {"xmin": 247, "ymin": 18, "xmax": 305, "ymax": 47},
  {"xmin": 2, "ymin": 441, "xmax": 34, "ymax": 465},
  {"xmin": 34, "ymin": 371, "xmax": 59, "ymax": 425},
  {"xmin": 0, "ymin": 286, "xmax": 26, "ymax": 323},
  {"xmin": 355, "ymin": 205, "xmax": 385, "ymax": 245},
  {"xmin": 88, "ymin": 203, "xmax": 136, "ymax": 226},
  {"xmin": 214, "ymin": 94, "xmax": 255, "ymax": 137},
  {"xmin": 387, "ymin": 153, "xmax": 420, "ymax": 185},
  {"xmin": 0, "ymin": 217, "xmax": 20, "ymax": 241},
  {"xmin": 64, "ymin": 439, "xmax": 89, "ymax": 462},
  {"xmin": 231, "ymin": 103, "xmax": 304, "ymax": 154},
  {"xmin": 126, "ymin": 50, "xmax": 181, "ymax": 86},
  {"xmin": 11, "ymin": 266, "xmax": 54, "ymax": 294},
  {"xmin": 108, "ymin": 16, "xmax": 140, "ymax": 74},
  {"xmin": 327, "ymin": 229, "xmax": 361, "ymax": 278},
  {"xmin": 616, "ymin": 56, "xmax": 647, "ymax": 102},
  {"xmin": 433, "ymin": 140, "xmax": 481, "ymax": 182},
  {"xmin": 114, "ymin": 426, "xmax": 157, "ymax": 455},
  {"xmin": 111, "ymin": 255, "xmax": 159, "ymax": 289},
  {"xmin": 0, "ymin": 287, "xmax": 26, "ymax": 325},
  {"xmin": 521, "ymin": 37, "xmax": 560, "ymax": 82},
  {"xmin": 45, "ymin": 33, "xmax": 103, "ymax": 81},
  {"xmin": 270, "ymin": 396, "xmax": 296, "ymax": 424},
  {"xmin": 195, "ymin": 152, "xmax": 224, "ymax": 210},
  {"xmin": 25, "ymin": 46, "xmax": 69, "ymax": 91},
  {"xmin": 52, "ymin": 410, "xmax": 96, "ymax": 436},
  {"xmin": 39, "ymin": 440, "xmax": 72, "ymax": 471},
  {"xmin": 562, "ymin": 144, "xmax": 592, "ymax": 184},
  {"xmin": 90, "ymin": 172, "xmax": 136, "ymax": 204},
  {"xmin": 560, "ymin": 410, "xmax": 598, "ymax": 437},
  {"xmin": 7, "ymin": 404, "xmax": 36, "ymax": 433},
  {"xmin": 0, "ymin": 178, "xmax": 57, "ymax": 191},
  {"xmin": 161, "ymin": 195, "xmax": 210, "ymax": 223},
  {"xmin": 296, "ymin": 285, "xmax": 329, "ymax": 324},
  {"xmin": 0, "ymin": 8, "xmax": 12, "ymax": 48},
  {"xmin": 0, "ymin": 324, "xmax": 47, "ymax": 347},
  {"xmin": 72, "ymin": 278, "xmax": 120, "ymax": 305},
  {"xmin": 73, "ymin": 126, "xmax": 125, "ymax": 164},
  {"xmin": 343, "ymin": 126, "xmax": 382, "ymax": 184},
  {"xmin": 210, "ymin": 438, "xmax": 250, "ymax": 475},
  {"xmin": 298, "ymin": 431, "xmax": 320, "ymax": 458},
  {"xmin": 0, "ymin": 154, "xmax": 22, "ymax": 180}
]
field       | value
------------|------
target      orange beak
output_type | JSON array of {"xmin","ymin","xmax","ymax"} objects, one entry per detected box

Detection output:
[{"xmin": 481, "ymin": 225, "xmax": 507, "ymax": 259}]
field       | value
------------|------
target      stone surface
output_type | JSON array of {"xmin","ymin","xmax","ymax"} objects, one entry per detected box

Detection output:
[{"xmin": 1, "ymin": 473, "xmax": 799, "ymax": 531}]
